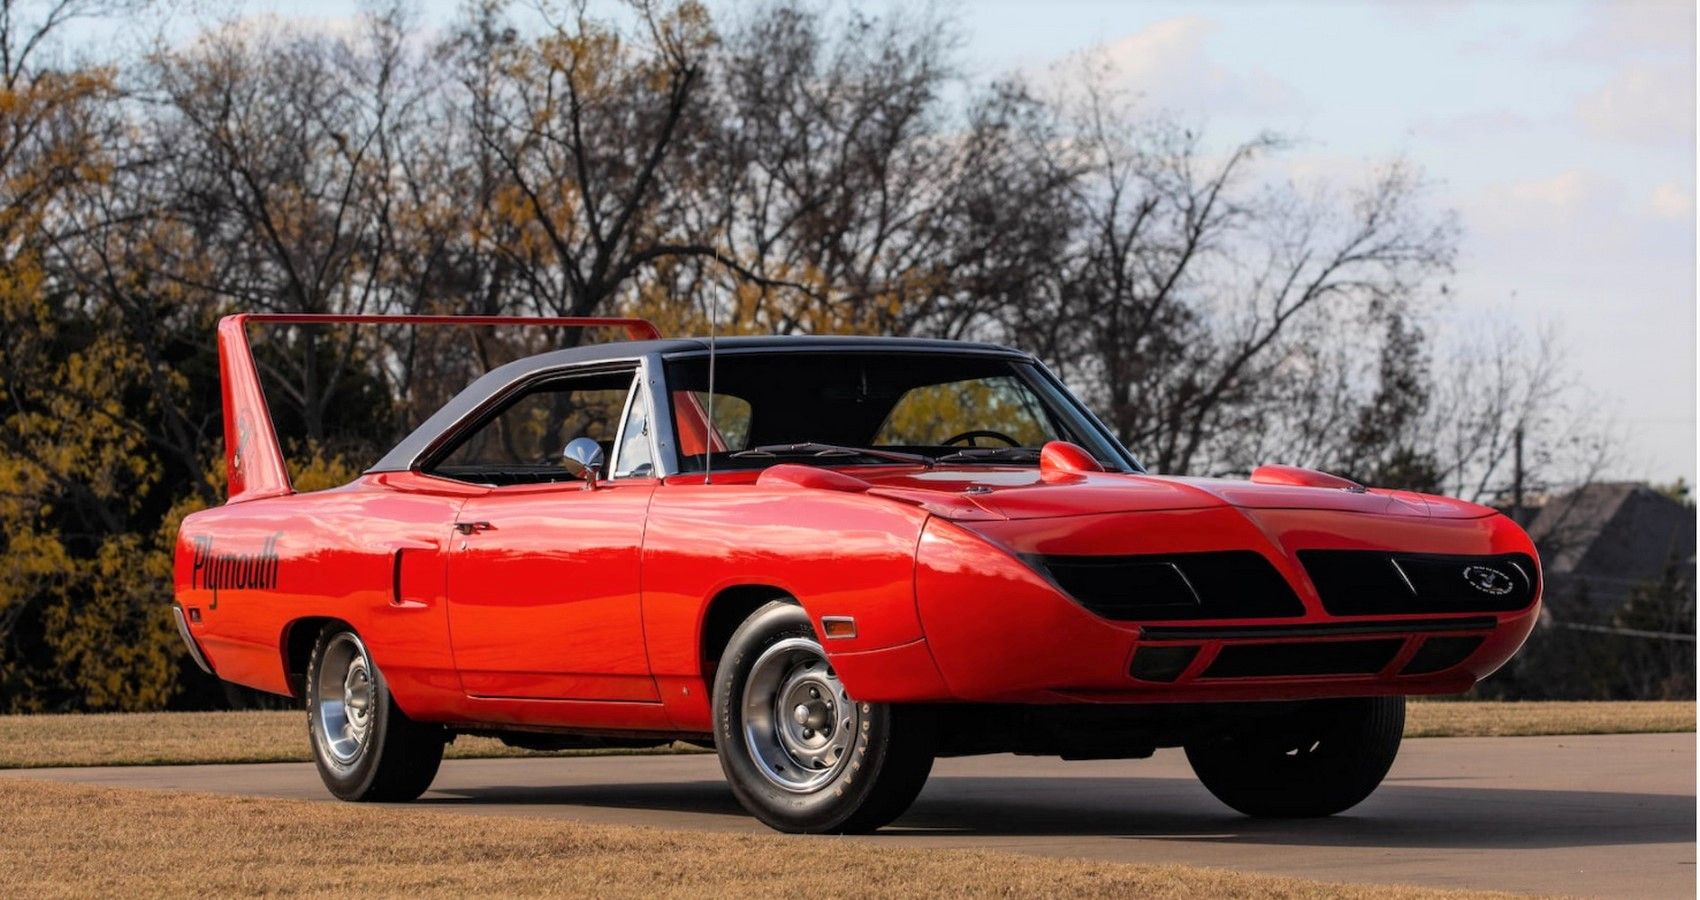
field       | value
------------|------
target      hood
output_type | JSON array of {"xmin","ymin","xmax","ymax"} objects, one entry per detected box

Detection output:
[{"xmin": 851, "ymin": 467, "xmax": 1497, "ymax": 521}]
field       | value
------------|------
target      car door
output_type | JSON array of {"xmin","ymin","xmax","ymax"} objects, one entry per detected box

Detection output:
[{"xmin": 435, "ymin": 366, "xmax": 660, "ymax": 702}]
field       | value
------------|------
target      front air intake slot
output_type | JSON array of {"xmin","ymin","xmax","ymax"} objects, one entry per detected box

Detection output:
[
  {"xmin": 1400, "ymin": 636, "xmax": 1485, "ymax": 675},
  {"xmin": 1128, "ymin": 645, "xmax": 1200, "ymax": 682},
  {"xmin": 1300, "ymin": 551, "xmax": 1539, "ymax": 616},
  {"xmin": 1203, "ymin": 639, "xmax": 1402, "ymax": 678},
  {"xmin": 1033, "ymin": 551, "xmax": 1304, "ymax": 622}
]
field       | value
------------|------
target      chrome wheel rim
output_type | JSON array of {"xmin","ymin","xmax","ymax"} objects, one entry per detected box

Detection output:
[
  {"xmin": 740, "ymin": 637, "xmax": 859, "ymax": 793},
  {"xmin": 315, "ymin": 633, "xmax": 375, "ymax": 767}
]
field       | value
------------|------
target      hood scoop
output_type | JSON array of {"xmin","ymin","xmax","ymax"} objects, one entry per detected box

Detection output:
[
  {"xmin": 755, "ymin": 464, "xmax": 870, "ymax": 493},
  {"xmin": 1249, "ymin": 464, "xmax": 1366, "ymax": 493},
  {"xmin": 757, "ymin": 463, "xmax": 1004, "ymax": 519}
]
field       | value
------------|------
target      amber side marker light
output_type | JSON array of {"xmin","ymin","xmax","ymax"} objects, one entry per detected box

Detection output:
[{"xmin": 821, "ymin": 616, "xmax": 857, "ymax": 639}]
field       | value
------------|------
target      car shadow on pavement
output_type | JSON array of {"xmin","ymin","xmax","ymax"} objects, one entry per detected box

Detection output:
[
  {"xmin": 884, "ymin": 777, "xmax": 1694, "ymax": 850},
  {"xmin": 424, "ymin": 776, "xmax": 1691, "ymax": 850}
]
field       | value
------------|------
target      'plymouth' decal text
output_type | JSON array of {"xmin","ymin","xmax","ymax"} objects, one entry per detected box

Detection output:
[{"xmin": 191, "ymin": 534, "xmax": 280, "ymax": 608}]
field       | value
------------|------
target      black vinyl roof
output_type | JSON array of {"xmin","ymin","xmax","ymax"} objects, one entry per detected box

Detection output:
[{"xmin": 369, "ymin": 334, "xmax": 1031, "ymax": 472}]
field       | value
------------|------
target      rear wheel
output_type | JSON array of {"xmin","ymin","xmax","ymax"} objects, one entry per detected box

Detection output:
[
  {"xmin": 1184, "ymin": 696, "xmax": 1405, "ymax": 817},
  {"xmin": 713, "ymin": 601, "xmax": 935, "ymax": 833},
  {"xmin": 306, "ymin": 625, "xmax": 446, "ymax": 802}
]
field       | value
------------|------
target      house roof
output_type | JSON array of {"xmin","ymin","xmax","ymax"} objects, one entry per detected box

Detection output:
[{"xmin": 1528, "ymin": 482, "xmax": 1696, "ymax": 606}]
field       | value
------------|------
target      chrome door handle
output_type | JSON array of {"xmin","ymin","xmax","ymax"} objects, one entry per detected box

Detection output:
[{"xmin": 454, "ymin": 521, "xmax": 493, "ymax": 535}]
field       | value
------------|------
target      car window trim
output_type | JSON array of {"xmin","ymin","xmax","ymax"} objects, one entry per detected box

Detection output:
[
  {"xmin": 608, "ymin": 371, "xmax": 658, "ymax": 480},
  {"xmin": 652, "ymin": 349, "xmax": 1143, "ymax": 475},
  {"xmin": 415, "ymin": 360, "xmax": 654, "ymax": 485}
]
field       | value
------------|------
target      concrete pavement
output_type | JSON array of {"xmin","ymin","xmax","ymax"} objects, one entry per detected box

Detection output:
[{"xmin": 4, "ymin": 732, "xmax": 1692, "ymax": 897}]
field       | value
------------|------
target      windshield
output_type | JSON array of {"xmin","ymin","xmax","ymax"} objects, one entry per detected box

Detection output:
[{"xmin": 662, "ymin": 352, "xmax": 1133, "ymax": 473}]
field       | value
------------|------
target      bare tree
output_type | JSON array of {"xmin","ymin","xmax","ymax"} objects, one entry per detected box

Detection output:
[
  {"xmin": 1425, "ymin": 321, "xmax": 1617, "ymax": 505},
  {"xmin": 672, "ymin": 3, "xmax": 1079, "ymax": 340},
  {"xmin": 132, "ymin": 6, "xmax": 422, "ymax": 442},
  {"xmin": 987, "ymin": 80, "xmax": 1457, "ymax": 476},
  {"xmin": 445, "ymin": 1, "xmax": 796, "ymax": 325}
]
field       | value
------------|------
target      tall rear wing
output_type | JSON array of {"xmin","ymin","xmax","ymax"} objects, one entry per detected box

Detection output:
[{"xmin": 216, "ymin": 313, "xmax": 662, "ymax": 504}]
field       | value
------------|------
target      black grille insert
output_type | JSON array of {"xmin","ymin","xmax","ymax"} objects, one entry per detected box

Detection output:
[
  {"xmin": 1203, "ymin": 639, "xmax": 1403, "ymax": 679},
  {"xmin": 1129, "ymin": 645, "xmax": 1199, "ymax": 682},
  {"xmin": 1139, "ymin": 617, "xmax": 1496, "ymax": 641},
  {"xmin": 1400, "ymin": 636, "xmax": 1485, "ymax": 675},
  {"xmin": 1033, "ymin": 551, "xmax": 1304, "ymax": 621},
  {"xmin": 1299, "ymin": 551, "xmax": 1538, "ymax": 616}
]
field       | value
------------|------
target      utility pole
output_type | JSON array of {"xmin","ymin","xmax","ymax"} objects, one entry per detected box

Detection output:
[{"xmin": 1512, "ymin": 425, "xmax": 1525, "ymax": 524}]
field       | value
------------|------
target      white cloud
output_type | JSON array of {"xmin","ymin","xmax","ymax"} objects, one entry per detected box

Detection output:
[
  {"xmin": 1054, "ymin": 16, "xmax": 1303, "ymax": 117},
  {"xmin": 1558, "ymin": 2, "xmax": 1696, "ymax": 148},
  {"xmin": 1648, "ymin": 180, "xmax": 1696, "ymax": 219},
  {"xmin": 1478, "ymin": 169, "xmax": 1614, "ymax": 227},
  {"xmin": 1575, "ymin": 61, "xmax": 1696, "ymax": 146},
  {"xmin": 1564, "ymin": 0, "xmax": 1695, "ymax": 62}
]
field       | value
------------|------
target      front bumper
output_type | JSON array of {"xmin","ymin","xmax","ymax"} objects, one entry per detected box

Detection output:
[{"xmin": 875, "ymin": 506, "xmax": 1540, "ymax": 704}]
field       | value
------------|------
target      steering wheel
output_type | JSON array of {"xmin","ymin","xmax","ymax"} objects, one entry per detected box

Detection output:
[{"xmin": 942, "ymin": 429, "xmax": 1023, "ymax": 448}]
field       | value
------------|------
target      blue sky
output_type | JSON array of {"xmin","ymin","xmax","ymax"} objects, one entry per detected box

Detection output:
[{"xmin": 78, "ymin": 0, "xmax": 1698, "ymax": 484}]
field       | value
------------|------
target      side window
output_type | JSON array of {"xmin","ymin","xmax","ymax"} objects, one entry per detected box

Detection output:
[
  {"xmin": 430, "ymin": 370, "xmax": 638, "ymax": 484},
  {"xmin": 613, "ymin": 390, "xmax": 654, "ymax": 478}
]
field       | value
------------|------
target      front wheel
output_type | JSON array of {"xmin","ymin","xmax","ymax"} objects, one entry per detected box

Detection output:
[
  {"xmin": 306, "ymin": 624, "xmax": 446, "ymax": 802},
  {"xmin": 713, "ymin": 601, "xmax": 935, "ymax": 833},
  {"xmin": 1184, "ymin": 696, "xmax": 1405, "ymax": 817}
]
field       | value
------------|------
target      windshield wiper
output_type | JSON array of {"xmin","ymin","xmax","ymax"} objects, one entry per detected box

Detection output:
[
  {"xmin": 730, "ymin": 442, "xmax": 934, "ymax": 468},
  {"xmin": 934, "ymin": 446, "xmax": 1043, "ymax": 465}
]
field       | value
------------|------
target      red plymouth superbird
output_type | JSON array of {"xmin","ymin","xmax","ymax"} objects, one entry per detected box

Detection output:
[{"xmin": 173, "ymin": 314, "xmax": 1540, "ymax": 833}]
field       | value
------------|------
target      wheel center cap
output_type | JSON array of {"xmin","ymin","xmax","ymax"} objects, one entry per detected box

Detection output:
[
  {"xmin": 345, "ymin": 670, "xmax": 371, "ymax": 713},
  {"xmin": 790, "ymin": 699, "xmax": 830, "ymax": 731}
]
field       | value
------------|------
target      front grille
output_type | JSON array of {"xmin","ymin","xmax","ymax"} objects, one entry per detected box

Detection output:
[
  {"xmin": 1202, "ymin": 639, "xmax": 1403, "ymax": 678},
  {"xmin": 1033, "ymin": 551, "xmax": 1304, "ymax": 621},
  {"xmin": 1299, "ymin": 551, "xmax": 1538, "ymax": 616}
]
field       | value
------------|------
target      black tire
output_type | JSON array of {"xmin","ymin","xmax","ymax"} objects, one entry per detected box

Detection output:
[
  {"xmin": 713, "ymin": 600, "xmax": 935, "ymax": 833},
  {"xmin": 1184, "ymin": 696, "xmax": 1405, "ymax": 818},
  {"xmin": 305, "ymin": 624, "xmax": 446, "ymax": 802}
]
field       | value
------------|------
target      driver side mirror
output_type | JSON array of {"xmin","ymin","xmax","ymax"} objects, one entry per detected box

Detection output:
[{"xmin": 561, "ymin": 437, "xmax": 605, "ymax": 489}]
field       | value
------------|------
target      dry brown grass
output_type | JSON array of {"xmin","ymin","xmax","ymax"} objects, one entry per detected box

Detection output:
[
  {"xmin": 1, "ymin": 701, "xmax": 1689, "ymax": 769},
  {"xmin": 1404, "ymin": 699, "xmax": 1695, "ymax": 738},
  {"xmin": 0, "ymin": 779, "xmax": 1505, "ymax": 899}
]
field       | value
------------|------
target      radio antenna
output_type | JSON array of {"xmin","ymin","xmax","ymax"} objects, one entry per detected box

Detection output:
[{"xmin": 704, "ymin": 295, "xmax": 717, "ymax": 485}]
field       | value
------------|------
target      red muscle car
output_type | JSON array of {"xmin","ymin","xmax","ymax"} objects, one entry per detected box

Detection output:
[{"xmin": 173, "ymin": 314, "xmax": 1541, "ymax": 833}]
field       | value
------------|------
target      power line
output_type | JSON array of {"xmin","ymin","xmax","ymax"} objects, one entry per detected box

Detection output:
[{"xmin": 1548, "ymin": 620, "xmax": 1695, "ymax": 642}]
